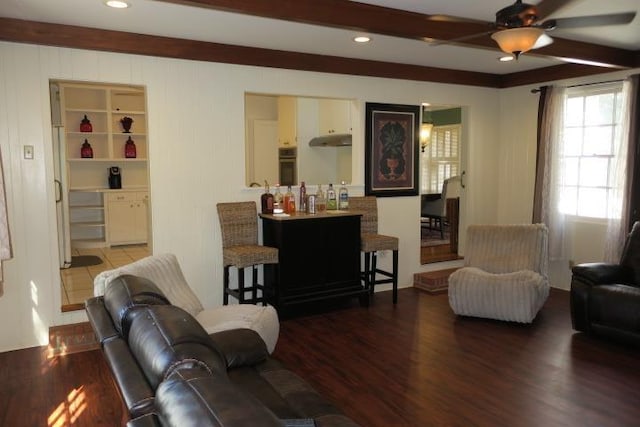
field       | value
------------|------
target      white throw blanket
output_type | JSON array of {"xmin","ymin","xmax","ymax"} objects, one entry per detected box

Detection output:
[{"xmin": 93, "ymin": 253, "xmax": 279, "ymax": 353}]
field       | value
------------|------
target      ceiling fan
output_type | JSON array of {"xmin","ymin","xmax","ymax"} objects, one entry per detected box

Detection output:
[{"xmin": 433, "ymin": 0, "xmax": 636, "ymax": 59}]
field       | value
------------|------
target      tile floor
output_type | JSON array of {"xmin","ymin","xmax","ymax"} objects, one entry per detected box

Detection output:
[{"xmin": 60, "ymin": 245, "xmax": 150, "ymax": 306}]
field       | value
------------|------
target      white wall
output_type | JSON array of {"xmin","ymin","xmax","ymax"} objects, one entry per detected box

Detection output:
[{"xmin": 0, "ymin": 40, "xmax": 501, "ymax": 352}]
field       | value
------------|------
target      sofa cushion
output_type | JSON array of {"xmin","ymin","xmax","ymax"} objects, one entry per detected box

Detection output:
[
  {"xmin": 448, "ymin": 267, "xmax": 549, "ymax": 323},
  {"xmin": 128, "ymin": 305, "xmax": 227, "ymax": 389},
  {"xmin": 104, "ymin": 275, "xmax": 170, "ymax": 338},
  {"xmin": 155, "ymin": 369, "xmax": 283, "ymax": 427},
  {"xmin": 196, "ymin": 304, "xmax": 280, "ymax": 354},
  {"xmin": 589, "ymin": 284, "xmax": 640, "ymax": 332},
  {"xmin": 208, "ymin": 328, "xmax": 268, "ymax": 369}
]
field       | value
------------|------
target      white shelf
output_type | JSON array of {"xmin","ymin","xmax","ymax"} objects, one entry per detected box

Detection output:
[{"xmin": 58, "ymin": 81, "xmax": 150, "ymax": 250}]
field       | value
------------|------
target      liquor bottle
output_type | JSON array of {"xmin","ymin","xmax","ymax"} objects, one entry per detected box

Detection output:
[
  {"xmin": 273, "ymin": 184, "xmax": 283, "ymax": 213},
  {"xmin": 327, "ymin": 183, "xmax": 337, "ymax": 210},
  {"xmin": 338, "ymin": 181, "xmax": 349, "ymax": 210},
  {"xmin": 261, "ymin": 180, "xmax": 274, "ymax": 214},
  {"xmin": 299, "ymin": 181, "xmax": 307, "ymax": 212},
  {"xmin": 316, "ymin": 184, "xmax": 326, "ymax": 212},
  {"xmin": 283, "ymin": 185, "xmax": 295, "ymax": 214}
]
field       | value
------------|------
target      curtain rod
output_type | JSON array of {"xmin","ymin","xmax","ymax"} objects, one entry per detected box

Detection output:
[{"xmin": 530, "ymin": 78, "xmax": 624, "ymax": 94}]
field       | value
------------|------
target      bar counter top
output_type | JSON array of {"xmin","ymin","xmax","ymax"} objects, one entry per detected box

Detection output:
[{"xmin": 259, "ymin": 210, "xmax": 362, "ymax": 221}]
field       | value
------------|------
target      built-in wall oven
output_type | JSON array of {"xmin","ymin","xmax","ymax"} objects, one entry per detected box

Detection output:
[{"xmin": 279, "ymin": 147, "xmax": 297, "ymax": 186}]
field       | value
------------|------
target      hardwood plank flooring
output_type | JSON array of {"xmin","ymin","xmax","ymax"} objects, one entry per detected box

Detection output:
[
  {"xmin": 274, "ymin": 288, "xmax": 640, "ymax": 426},
  {"xmin": 1, "ymin": 288, "xmax": 639, "ymax": 426}
]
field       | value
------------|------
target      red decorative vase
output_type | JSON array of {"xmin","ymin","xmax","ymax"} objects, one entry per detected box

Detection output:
[
  {"xmin": 81, "ymin": 139, "xmax": 93, "ymax": 158},
  {"xmin": 125, "ymin": 136, "xmax": 137, "ymax": 158},
  {"xmin": 80, "ymin": 115, "xmax": 93, "ymax": 132}
]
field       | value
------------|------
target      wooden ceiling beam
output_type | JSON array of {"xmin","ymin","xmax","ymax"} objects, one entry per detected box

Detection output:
[
  {"xmin": 157, "ymin": 0, "xmax": 637, "ymax": 69},
  {"xmin": 0, "ymin": 18, "xmax": 500, "ymax": 88},
  {"xmin": 0, "ymin": 18, "xmax": 617, "ymax": 89}
]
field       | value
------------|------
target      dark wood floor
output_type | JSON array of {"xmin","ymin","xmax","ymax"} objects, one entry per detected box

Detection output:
[{"xmin": 2, "ymin": 287, "xmax": 639, "ymax": 426}]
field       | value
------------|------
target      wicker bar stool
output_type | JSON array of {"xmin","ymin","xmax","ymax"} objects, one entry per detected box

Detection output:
[
  {"xmin": 349, "ymin": 196, "xmax": 399, "ymax": 304},
  {"xmin": 216, "ymin": 201, "xmax": 278, "ymax": 305}
]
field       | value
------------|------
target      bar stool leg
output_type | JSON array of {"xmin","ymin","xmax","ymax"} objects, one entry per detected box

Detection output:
[
  {"xmin": 363, "ymin": 252, "xmax": 371, "ymax": 291},
  {"xmin": 392, "ymin": 249, "xmax": 398, "ymax": 304},
  {"xmin": 371, "ymin": 252, "xmax": 378, "ymax": 295},
  {"xmin": 223, "ymin": 266, "xmax": 230, "ymax": 305},
  {"xmin": 238, "ymin": 267, "xmax": 246, "ymax": 303},
  {"xmin": 251, "ymin": 265, "xmax": 258, "ymax": 304}
]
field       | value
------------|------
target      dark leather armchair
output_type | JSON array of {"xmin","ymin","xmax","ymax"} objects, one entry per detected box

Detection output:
[{"xmin": 570, "ymin": 221, "xmax": 640, "ymax": 346}]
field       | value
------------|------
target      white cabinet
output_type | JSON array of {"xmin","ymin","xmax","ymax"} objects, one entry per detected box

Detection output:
[
  {"xmin": 106, "ymin": 192, "xmax": 148, "ymax": 246},
  {"xmin": 318, "ymin": 99, "xmax": 351, "ymax": 135},
  {"xmin": 68, "ymin": 190, "xmax": 106, "ymax": 248},
  {"xmin": 277, "ymin": 96, "xmax": 297, "ymax": 147}
]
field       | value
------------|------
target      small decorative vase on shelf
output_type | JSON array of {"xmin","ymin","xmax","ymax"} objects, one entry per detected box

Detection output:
[
  {"xmin": 80, "ymin": 115, "xmax": 93, "ymax": 132},
  {"xmin": 81, "ymin": 139, "xmax": 93, "ymax": 158},
  {"xmin": 120, "ymin": 116, "xmax": 134, "ymax": 133},
  {"xmin": 125, "ymin": 136, "xmax": 137, "ymax": 158}
]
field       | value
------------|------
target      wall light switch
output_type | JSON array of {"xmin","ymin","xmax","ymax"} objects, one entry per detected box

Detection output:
[{"xmin": 24, "ymin": 145, "xmax": 34, "ymax": 160}]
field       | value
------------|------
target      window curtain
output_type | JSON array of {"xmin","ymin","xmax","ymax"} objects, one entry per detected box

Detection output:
[
  {"xmin": 0, "ymin": 146, "xmax": 12, "ymax": 297},
  {"xmin": 532, "ymin": 85, "xmax": 567, "ymax": 260},
  {"xmin": 604, "ymin": 74, "xmax": 640, "ymax": 262}
]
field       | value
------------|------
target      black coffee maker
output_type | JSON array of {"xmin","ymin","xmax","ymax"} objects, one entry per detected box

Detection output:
[{"xmin": 108, "ymin": 166, "xmax": 122, "ymax": 189}]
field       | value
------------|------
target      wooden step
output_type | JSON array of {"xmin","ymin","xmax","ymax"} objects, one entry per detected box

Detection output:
[{"xmin": 413, "ymin": 268, "xmax": 459, "ymax": 294}]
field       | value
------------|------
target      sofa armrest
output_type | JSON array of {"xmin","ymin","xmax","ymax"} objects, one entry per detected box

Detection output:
[
  {"xmin": 85, "ymin": 297, "xmax": 119, "ymax": 345},
  {"xmin": 126, "ymin": 413, "xmax": 160, "ymax": 427},
  {"xmin": 103, "ymin": 337, "xmax": 155, "ymax": 418},
  {"xmin": 571, "ymin": 263, "xmax": 635, "ymax": 286},
  {"xmin": 208, "ymin": 328, "xmax": 269, "ymax": 370}
]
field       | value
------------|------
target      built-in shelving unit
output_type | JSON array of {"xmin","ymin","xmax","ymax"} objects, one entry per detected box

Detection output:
[{"xmin": 56, "ymin": 81, "xmax": 150, "ymax": 248}]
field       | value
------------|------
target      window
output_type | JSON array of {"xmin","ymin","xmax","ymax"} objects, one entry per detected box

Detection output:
[
  {"xmin": 421, "ymin": 125, "xmax": 460, "ymax": 193},
  {"xmin": 559, "ymin": 83, "xmax": 624, "ymax": 218}
]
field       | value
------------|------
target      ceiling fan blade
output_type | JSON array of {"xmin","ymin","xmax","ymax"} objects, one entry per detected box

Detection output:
[
  {"xmin": 549, "ymin": 12, "xmax": 636, "ymax": 29},
  {"xmin": 428, "ymin": 30, "xmax": 494, "ymax": 47},
  {"xmin": 534, "ymin": 0, "xmax": 574, "ymax": 20}
]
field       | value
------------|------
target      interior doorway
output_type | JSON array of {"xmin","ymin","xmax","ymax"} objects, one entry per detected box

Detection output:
[
  {"xmin": 50, "ymin": 80, "xmax": 153, "ymax": 310},
  {"xmin": 420, "ymin": 106, "xmax": 464, "ymax": 264}
]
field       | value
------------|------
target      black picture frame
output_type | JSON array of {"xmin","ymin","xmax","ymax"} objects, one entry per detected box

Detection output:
[{"xmin": 365, "ymin": 102, "xmax": 420, "ymax": 197}]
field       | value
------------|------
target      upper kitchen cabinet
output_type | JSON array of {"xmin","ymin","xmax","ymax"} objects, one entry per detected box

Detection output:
[
  {"xmin": 58, "ymin": 81, "xmax": 149, "ymax": 190},
  {"xmin": 278, "ymin": 96, "xmax": 297, "ymax": 147},
  {"xmin": 318, "ymin": 98, "xmax": 352, "ymax": 135}
]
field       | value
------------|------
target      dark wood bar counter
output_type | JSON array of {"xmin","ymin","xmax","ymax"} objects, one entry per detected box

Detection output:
[{"xmin": 260, "ymin": 211, "xmax": 368, "ymax": 313}]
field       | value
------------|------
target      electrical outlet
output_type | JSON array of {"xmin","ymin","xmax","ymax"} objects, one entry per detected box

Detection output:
[{"xmin": 24, "ymin": 145, "xmax": 34, "ymax": 160}]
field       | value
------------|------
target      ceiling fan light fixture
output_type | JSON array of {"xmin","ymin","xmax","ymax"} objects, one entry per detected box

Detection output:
[
  {"xmin": 491, "ymin": 27, "xmax": 544, "ymax": 58},
  {"xmin": 105, "ymin": 0, "xmax": 130, "ymax": 8}
]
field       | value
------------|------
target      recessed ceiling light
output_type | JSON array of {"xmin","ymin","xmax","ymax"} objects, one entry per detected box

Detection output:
[
  {"xmin": 105, "ymin": 0, "xmax": 130, "ymax": 8},
  {"xmin": 499, "ymin": 55, "xmax": 514, "ymax": 62},
  {"xmin": 353, "ymin": 36, "xmax": 371, "ymax": 43}
]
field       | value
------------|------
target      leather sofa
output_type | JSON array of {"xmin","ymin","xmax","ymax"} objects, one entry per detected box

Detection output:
[
  {"xmin": 570, "ymin": 221, "xmax": 640, "ymax": 346},
  {"xmin": 86, "ymin": 274, "xmax": 359, "ymax": 427}
]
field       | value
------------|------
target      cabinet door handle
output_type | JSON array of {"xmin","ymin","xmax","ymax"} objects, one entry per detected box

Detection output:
[{"xmin": 55, "ymin": 180, "xmax": 62, "ymax": 203}]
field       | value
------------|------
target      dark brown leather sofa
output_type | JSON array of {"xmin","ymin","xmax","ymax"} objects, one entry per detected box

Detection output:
[
  {"xmin": 86, "ymin": 274, "xmax": 359, "ymax": 427},
  {"xmin": 570, "ymin": 221, "xmax": 640, "ymax": 346}
]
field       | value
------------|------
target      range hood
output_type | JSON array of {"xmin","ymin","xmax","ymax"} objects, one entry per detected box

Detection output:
[{"xmin": 308, "ymin": 133, "xmax": 352, "ymax": 147}]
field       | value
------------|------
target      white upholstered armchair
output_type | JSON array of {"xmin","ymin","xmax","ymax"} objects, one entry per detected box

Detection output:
[{"xmin": 448, "ymin": 224, "xmax": 550, "ymax": 323}]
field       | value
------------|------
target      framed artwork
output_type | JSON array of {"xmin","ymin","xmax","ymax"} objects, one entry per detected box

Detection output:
[{"xmin": 365, "ymin": 102, "xmax": 420, "ymax": 197}]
